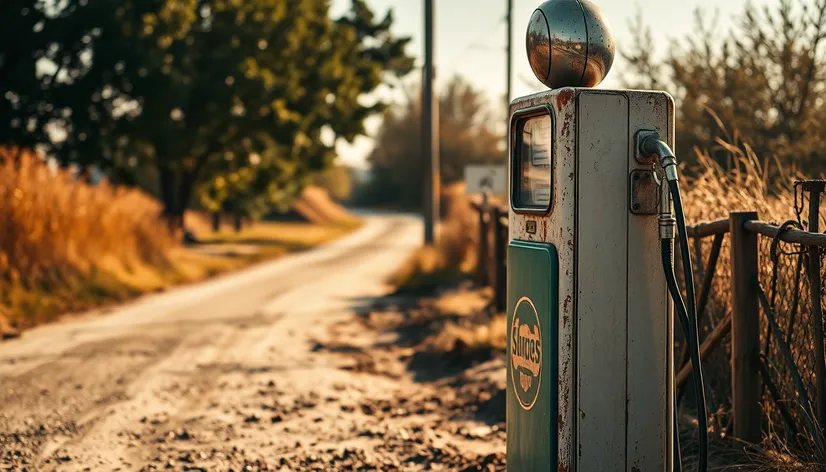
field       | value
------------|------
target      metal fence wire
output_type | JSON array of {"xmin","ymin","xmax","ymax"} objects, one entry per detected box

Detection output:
[
  {"xmin": 684, "ymin": 233, "xmax": 734, "ymax": 433},
  {"xmin": 757, "ymin": 232, "xmax": 812, "ymax": 441},
  {"xmin": 681, "ymin": 180, "xmax": 826, "ymax": 452}
]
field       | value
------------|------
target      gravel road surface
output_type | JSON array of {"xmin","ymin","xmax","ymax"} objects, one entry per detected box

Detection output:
[{"xmin": 0, "ymin": 214, "xmax": 506, "ymax": 471}]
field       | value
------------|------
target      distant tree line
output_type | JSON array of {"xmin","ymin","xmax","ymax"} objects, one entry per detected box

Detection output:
[
  {"xmin": 0, "ymin": 0, "xmax": 413, "ymax": 228},
  {"xmin": 623, "ymin": 0, "xmax": 826, "ymax": 176},
  {"xmin": 357, "ymin": 76, "xmax": 504, "ymax": 209}
]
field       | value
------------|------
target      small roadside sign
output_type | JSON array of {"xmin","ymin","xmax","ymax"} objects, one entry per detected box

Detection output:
[{"xmin": 465, "ymin": 165, "xmax": 507, "ymax": 195}]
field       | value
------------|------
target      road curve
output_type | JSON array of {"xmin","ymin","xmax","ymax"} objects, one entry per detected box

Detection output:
[{"xmin": 0, "ymin": 214, "xmax": 422, "ymax": 470}]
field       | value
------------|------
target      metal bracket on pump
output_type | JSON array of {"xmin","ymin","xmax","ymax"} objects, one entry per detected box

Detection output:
[
  {"xmin": 630, "ymin": 169, "xmax": 659, "ymax": 215},
  {"xmin": 506, "ymin": 1, "xmax": 707, "ymax": 471}
]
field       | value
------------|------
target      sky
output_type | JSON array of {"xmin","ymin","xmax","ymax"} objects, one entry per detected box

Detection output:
[{"xmin": 329, "ymin": 0, "xmax": 756, "ymax": 168}]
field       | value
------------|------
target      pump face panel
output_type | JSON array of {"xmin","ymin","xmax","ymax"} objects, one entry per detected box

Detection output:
[
  {"xmin": 506, "ymin": 88, "xmax": 674, "ymax": 471},
  {"xmin": 506, "ymin": 241, "xmax": 558, "ymax": 471}
]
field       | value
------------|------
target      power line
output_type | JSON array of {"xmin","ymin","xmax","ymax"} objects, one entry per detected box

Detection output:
[{"xmin": 447, "ymin": 16, "xmax": 507, "ymax": 67}]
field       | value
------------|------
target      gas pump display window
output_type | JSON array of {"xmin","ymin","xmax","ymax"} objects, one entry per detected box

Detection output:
[{"xmin": 514, "ymin": 113, "xmax": 552, "ymax": 211}]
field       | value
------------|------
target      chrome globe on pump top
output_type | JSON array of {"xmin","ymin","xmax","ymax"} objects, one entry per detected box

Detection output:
[
  {"xmin": 526, "ymin": 0, "xmax": 615, "ymax": 89},
  {"xmin": 505, "ymin": 1, "xmax": 708, "ymax": 471}
]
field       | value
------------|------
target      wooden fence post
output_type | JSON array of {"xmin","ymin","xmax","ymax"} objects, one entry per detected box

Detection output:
[
  {"xmin": 493, "ymin": 207, "xmax": 507, "ymax": 312},
  {"xmin": 730, "ymin": 211, "xmax": 761, "ymax": 443},
  {"xmin": 802, "ymin": 180, "xmax": 826, "ymax": 433},
  {"xmin": 475, "ymin": 197, "xmax": 490, "ymax": 286}
]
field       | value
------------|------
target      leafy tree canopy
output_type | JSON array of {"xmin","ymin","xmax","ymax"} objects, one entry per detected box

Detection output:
[
  {"xmin": 0, "ymin": 0, "xmax": 413, "ymax": 227},
  {"xmin": 623, "ymin": 0, "xmax": 826, "ymax": 176}
]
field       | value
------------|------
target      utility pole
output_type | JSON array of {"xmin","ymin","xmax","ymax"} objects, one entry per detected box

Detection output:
[
  {"xmin": 506, "ymin": 0, "xmax": 513, "ymax": 123},
  {"xmin": 422, "ymin": 0, "xmax": 439, "ymax": 244}
]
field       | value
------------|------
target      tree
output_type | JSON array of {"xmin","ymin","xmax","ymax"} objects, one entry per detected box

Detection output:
[
  {"xmin": 0, "ymin": 1, "xmax": 91, "ymax": 153},
  {"xmin": 623, "ymin": 0, "xmax": 826, "ymax": 175},
  {"xmin": 0, "ymin": 0, "xmax": 413, "ymax": 228},
  {"xmin": 626, "ymin": 0, "xmax": 826, "ymax": 173},
  {"xmin": 362, "ymin": 76, "xmax": 504, "ymax": 209}
]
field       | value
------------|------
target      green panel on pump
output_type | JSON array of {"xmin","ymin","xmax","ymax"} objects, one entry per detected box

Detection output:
[{"xmin": 507, "ymin": 241, "xmax": 558, "ymax": 471}]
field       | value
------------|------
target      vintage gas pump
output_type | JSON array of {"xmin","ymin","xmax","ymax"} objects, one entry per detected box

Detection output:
[{"xmin": 506, "ymin": 1, "xmax": 708, "ymax": 471}]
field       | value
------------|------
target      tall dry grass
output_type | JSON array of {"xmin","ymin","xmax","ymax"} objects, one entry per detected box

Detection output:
[
  {"xmin": 0, "ymin": 148, "xmax": 176, "ymax": 330},
  {"xmin": 389, "ymin": 183, "xmax": 479, "ymax": 290},
  {"xmin": 657, "ymin": 132, "xmax": 826, "ymax": 469},
  {"xmin": 682, "ymin": 143, "xmax": 797, "ymax": 224}
]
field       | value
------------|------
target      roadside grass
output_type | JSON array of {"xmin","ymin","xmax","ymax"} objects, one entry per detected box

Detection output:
[
  {"xmin": 386, "ymin": 183, "xmax": 505, "ymax": 370},
  {"xmin": 389, "ymin": 183, "xmax": 478, "ymax": 292},
  {"xmin": 200, "ymin": 220, "xmax": 359, "ymax": 253},
  {"xmin": 0, "ymin": 148, "xmax": 359, "ymax": 338},
  {"xmin": 1, "ymin": 220, "xmax": 358, "ymax": 337}
]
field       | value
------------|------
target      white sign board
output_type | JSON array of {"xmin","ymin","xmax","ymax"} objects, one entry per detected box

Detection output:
[{"xmin": 465, "ymin": 165, "xmax": 507, "ymax": 195}]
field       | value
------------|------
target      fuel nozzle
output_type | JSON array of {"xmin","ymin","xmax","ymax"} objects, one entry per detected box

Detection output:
[{"xmin": 639, "ymin": 130, "xmax": 679, "ymax": 183}]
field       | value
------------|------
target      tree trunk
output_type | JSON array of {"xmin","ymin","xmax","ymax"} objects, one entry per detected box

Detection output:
[
  {"xmin": 158, "ymin": 165, "xmax": 184, "ymax": 231},
  {"xmin": 212, "ymin": 212, "xmax": 221, "ymax": 233},
  {"xmin": 158, "ymin": 165, "xmax": 200, "ymax": 235},
  {"xmin": 178, "ymin": 169, "xmax": 198, "ymax": 230},
  {"xmin": 233, "ymin": 213, "xmax": 243, "ymax": 233}
]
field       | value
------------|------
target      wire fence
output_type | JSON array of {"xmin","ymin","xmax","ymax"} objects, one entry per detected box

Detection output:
[{"xmin": 679, "ymin": 180, "xmax": 826, "ymax": 452}]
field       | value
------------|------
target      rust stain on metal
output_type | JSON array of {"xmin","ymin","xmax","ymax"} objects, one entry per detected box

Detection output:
[
  {"xmin": 555, "ymin": 88, "xmax": 575, "ymax": 109},
  {"xmin": 557, "ymin": 465, "xmax": 569, "ymax": 472},
  {"xmin": 558, "ymin": 413, "xmax": 565, "ymax": 431},
  {"xmin": 563, "ymin": 295, "xmax": 572, "ymax": 314},
  {"xmin": 560, "ymin": 360, "xmax": 570, "ymax": 402},
  {"xmin": 561, "ymin": 115, "xmax": 572, "ymax": 139}
]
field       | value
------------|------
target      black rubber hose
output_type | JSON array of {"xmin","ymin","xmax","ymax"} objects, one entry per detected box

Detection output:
[
  {"xmin": 662, "ymin": 240, "xmax": 690, "ymax": 337},
  {"xmin": 662, "ymin": 239, "xmax": 688, "ymax": 472},
  {"xmin": 668, "ymin": 179, "xmax": 709, "ymax": 472}
]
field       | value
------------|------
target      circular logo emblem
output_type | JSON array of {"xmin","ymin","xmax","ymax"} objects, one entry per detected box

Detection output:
[{"xmin": 511, "ymin": 296, "xmax": 543, "ymax": 410}]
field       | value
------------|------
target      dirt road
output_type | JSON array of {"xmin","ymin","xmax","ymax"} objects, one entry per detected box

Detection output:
[{"xmin": 0, "ymin": 214, "xmax": 505, "ymax": 471}]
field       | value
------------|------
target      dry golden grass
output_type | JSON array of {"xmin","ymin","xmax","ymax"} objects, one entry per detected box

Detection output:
[
  {"xmin": 0, "ymin": 149, "xmax": 359, "ymax": 336},
  {"xmin": 389, "ymin": 183, "xmax": 479, "ymax": 290},
  {"xmin": 0, "ymin": 148, "xmax": 175, "ymax": 332},
  {"xmin": 294, "ymin": 186, "xmax": 361, "ymax": 226},
  {"xmin": 201, "ymin": 220, "xmax": 359, "ymax": 248},
  {"xmin": 682, "ymin": 148, "xmax": 797, "ymax": 224},
  {"xmin": 0, "ymin": 148, "xmax": 175, "ymax": 283},
  {"xmin": 629, "ymin": 129, "xmax": 826, "ymax": 469},
  {"xmin": 420, "ymin": 287, "xmax": 507, "ymax": 355}
]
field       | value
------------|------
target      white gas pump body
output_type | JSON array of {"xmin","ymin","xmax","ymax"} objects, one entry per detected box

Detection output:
[{"xmin": 507, "ymin": 87, "xmax": 676, "ymax": 471}]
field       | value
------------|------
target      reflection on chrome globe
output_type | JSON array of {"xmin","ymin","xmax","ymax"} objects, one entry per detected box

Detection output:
[{"xmin": 527, "ymin": 0, "xmax": 615, "ymax": 89}]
